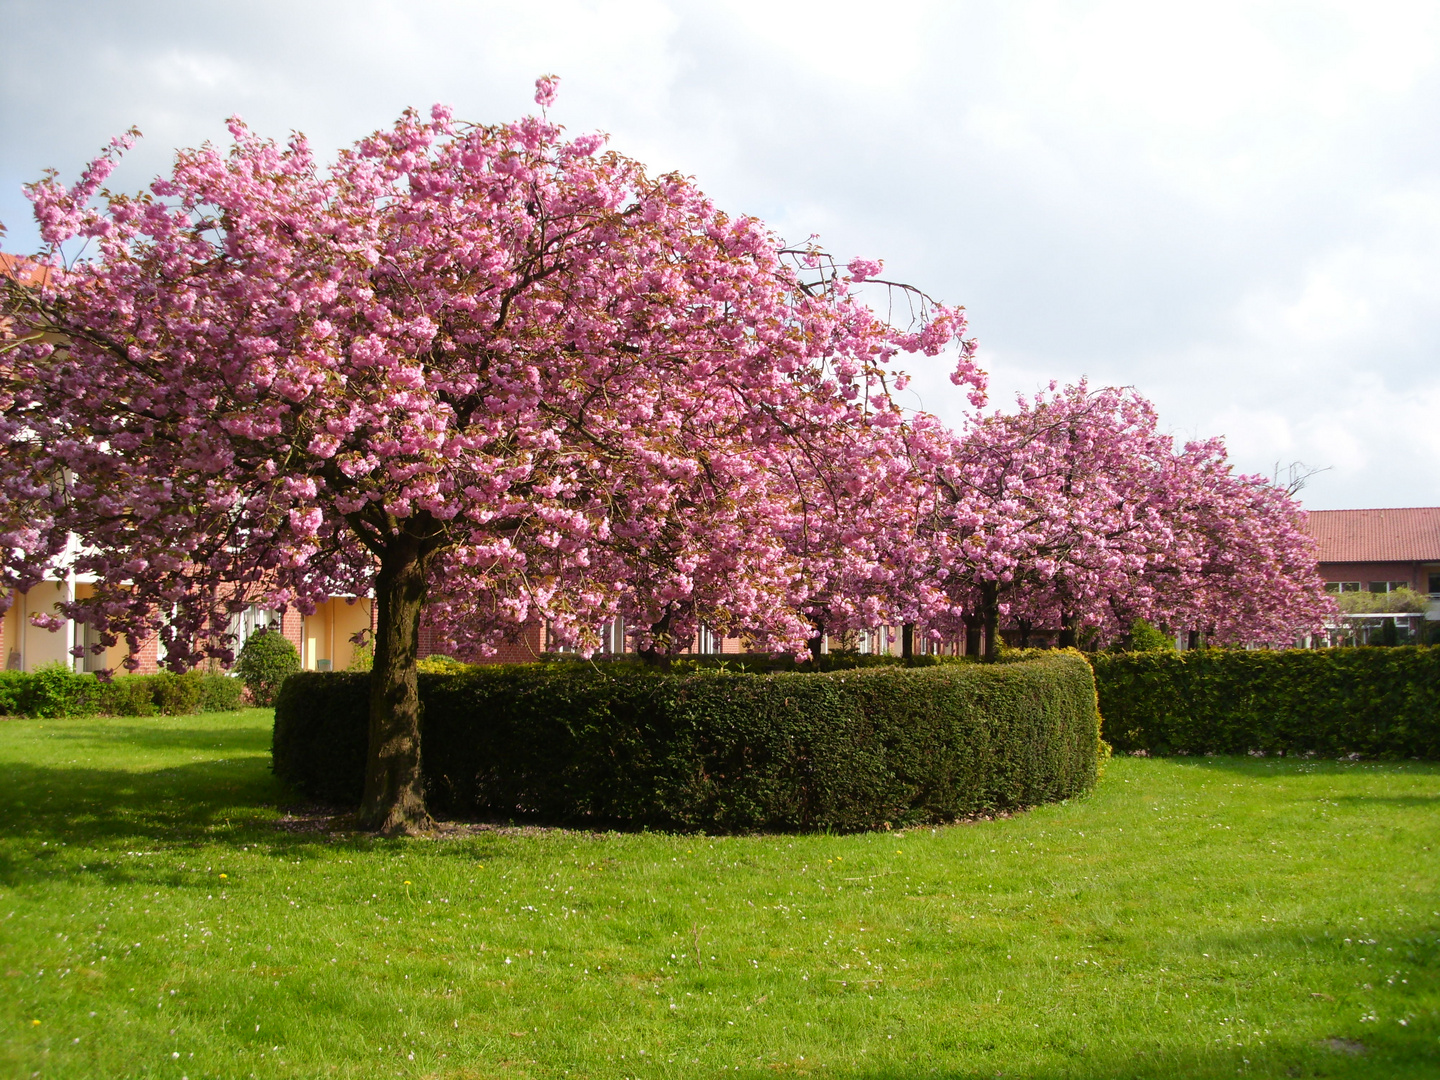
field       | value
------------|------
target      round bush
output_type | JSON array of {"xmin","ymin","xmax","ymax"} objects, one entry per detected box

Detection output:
[{"xmin": 235, "ymin": 630, "xmax": 300, "ymax": 707}]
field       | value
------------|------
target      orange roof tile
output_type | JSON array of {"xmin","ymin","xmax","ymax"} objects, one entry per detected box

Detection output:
[
  {"xmin": 1307, "ymin": 507, "xmax": 1440, "ymax": 563},
  {"xmin": 0, "ymin": 252, "xmax": 54, "ymax": 287}
]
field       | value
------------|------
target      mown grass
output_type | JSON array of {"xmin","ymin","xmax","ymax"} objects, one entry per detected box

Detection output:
[{"xmin": 0, "ymin": 710, "xmax": 1436, "ymax": 1079}]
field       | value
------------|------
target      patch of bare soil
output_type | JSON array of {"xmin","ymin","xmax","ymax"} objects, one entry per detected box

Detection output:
[{"xmin": 273, "ymin": 805, "xmax": 604, "ymax": 840}]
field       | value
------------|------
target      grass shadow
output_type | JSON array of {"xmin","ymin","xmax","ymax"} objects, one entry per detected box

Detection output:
[
  {"xmin": 0, "ymin": 753, "xmax": 365, "ymax": 887},
  {"xmin": 1332, "ymin": 793, "xmax": 1440, "ymax": 807}
]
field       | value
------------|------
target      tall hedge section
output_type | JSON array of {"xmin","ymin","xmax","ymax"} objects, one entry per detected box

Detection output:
[
  {"xmin": 273, "ymin": 651, "xmax": 1100, "ymax": 832},
  {"xmin": 1092, "ymin": 646, "xmax": 1440, "ymax": 758}
]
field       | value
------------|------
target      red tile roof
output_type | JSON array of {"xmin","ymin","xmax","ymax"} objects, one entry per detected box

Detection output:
[
  {"xmin": 0, "ymin": 252, "xmax": 54, "ymax": 287},
  {"xmin": 1307, "ymin": 507, "xmax": 1440, "ymax": 563}
]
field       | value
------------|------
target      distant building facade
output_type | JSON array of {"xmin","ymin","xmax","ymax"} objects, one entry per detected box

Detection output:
[
  {"xmin": 1, "ymin": 584, "xmax": 375, "ymax": 675},
  {"xmin": 1306, "ymin": 507, "xmax": 1440, "ymax": 642},
  {"xmin": 1307, "ymin": 507, "xmax": 1440, "ymax": 602}
]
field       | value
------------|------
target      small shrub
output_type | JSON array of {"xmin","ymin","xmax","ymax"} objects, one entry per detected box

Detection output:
[
  {"xmin": 234, "ymin": 630, "xmax": 301, "ymax": 707},
  {"xmin": 0, "ymin": 670, "xmax": 27, "ymax": 715},
  {"xmin": 152, "ymin": 671, "xmax": 204, "ymax": 715},
  {"xmin": 416, "ymin": 654, "xmax": 469, "ymax": 673},
  {"xmin": 1123, "ymin": 618, "xmax": 1175, "ymax": 653},
  {"xmin": 93, "ymin": 675, "xmax": 158, "ymax": 717},
  {"xmin": 346, "ymin": 641, "xmax": 374, "ymax": 673},
  {"xmin": 199, "ymin": 674, "xmax": 245, "ymax": 712},
  {"xmin": 0, "ymin": 667, "xmax": 245, "ymax": 717},
  {"xmin": 19, "ymin": 664, "xmax": 96, "ymax": 718}
]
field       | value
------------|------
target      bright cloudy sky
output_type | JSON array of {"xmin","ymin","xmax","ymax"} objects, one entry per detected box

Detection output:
[{"xmin": 3, "ymin": 0, "xmax": 1437, "ymax": 510}]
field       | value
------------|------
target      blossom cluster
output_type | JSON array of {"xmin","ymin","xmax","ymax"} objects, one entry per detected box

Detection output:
[
  {"xmin": 0, "ymin": 99, "xmax": 1329, "ymax": 673},
  {"xmin": 0, "ymin": 100, "xmax": 981, "ymax": 666}
]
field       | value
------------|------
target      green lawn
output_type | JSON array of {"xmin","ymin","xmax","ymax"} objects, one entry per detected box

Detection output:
[{"xmin": 0, "ymin": 711, "xmax": 1436, "ymax": 1079}]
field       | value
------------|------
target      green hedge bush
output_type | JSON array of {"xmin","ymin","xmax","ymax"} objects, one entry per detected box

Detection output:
[
  {"xmin": 235, "ymin": 630, "xmax": 301, "ymax": 706},
  {"xmin": 272, "ymin": 651, "xmax": 1101, "ymax": 832},
  {"xmin": 0, "ymin": 667, "xmax": 247, "ymax": 718},
  {"xmin": 1092, "ymin": 646, "xmax": 1440, "ymax": 758}
]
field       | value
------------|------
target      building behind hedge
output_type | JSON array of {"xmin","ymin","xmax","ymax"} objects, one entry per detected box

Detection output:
[
  {"xmin": 1308, "ymin": 506, "xmax": 1440, "ymax": 644},
  {"xmin": 1, "ymin": 584, "xmax": 377, "ymax": 676}
]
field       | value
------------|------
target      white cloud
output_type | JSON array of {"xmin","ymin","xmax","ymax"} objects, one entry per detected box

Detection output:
[{"xmin": 2, "ymin": 0, "xmax": 1438, "ymax": 509}]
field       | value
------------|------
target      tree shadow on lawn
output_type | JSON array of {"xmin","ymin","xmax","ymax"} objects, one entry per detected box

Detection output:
[
  {"xmin": 844, "ymin": 1027, "xmax": 1437, "ymax": 1080},
  {"xmin": 1330, "ymin": 793, "xmax": 1440, "ymax": 808},
  {"xmin": 0, "ymin": 752, "xmax": 353, "ymax": 886}
]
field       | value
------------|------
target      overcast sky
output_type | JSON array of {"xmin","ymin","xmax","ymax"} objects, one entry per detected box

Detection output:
[{"xmin": 3, "ymin": 0, "xmax": 1437, "ymax": 510}]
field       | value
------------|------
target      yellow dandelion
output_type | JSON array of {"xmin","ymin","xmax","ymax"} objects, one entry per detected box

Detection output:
[
  {"xmin": 30, "ymin": 1019, "xmax": 40, "ymax": 1026},
  {"xmin": 219, "ymin": 873, "xmax": 228, "ymax": 880},
  {"xmin": 404, "ymin": 880, "xmax": 412, "ymax": 886}
]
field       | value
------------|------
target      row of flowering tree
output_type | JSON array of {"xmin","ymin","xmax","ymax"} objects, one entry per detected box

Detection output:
[{"xmin": 0, "ymin": 82, "xmax": 1330, "ymax": 831}]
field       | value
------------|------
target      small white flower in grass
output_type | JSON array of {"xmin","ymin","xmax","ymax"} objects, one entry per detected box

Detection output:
[{"xmin": 172, "ymin": 1052, "xmax": 180, "ymax": 1058}]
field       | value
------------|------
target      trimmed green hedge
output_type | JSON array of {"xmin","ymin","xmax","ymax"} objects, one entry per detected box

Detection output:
[
  {"xmin": 272, "ymin": 651, "xmax": 1101, "ymax": 832},
  {"xmin": 1092, "ymin": 646, "xmax": 1440, "ymax": 758},
  {"xmin": 0, "ymin": 666, "xmax": 246, "ymax": 718}
]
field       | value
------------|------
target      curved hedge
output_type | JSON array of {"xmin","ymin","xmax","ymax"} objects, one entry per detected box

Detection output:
[
  {"xmin": 1092, "ymin": 646, "xmax": 1440, "ymax": 758},
  {"xmin": 273, "ymin": 651, "xmax": 1101, "ymax": 832}
]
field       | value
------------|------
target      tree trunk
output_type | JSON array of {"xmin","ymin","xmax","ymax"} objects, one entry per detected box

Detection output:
[
  {"xmin": 807, "ymin": 619, "xmax": 826, "ymax": 662},
  {"xmin": 1057, "ymin": 610, "xmax": 1077, "ymax": 650},
  {"xmin": 1016, "ymin": 618, "xmax": 1033, "ymax": 649},
  {"xmin": 356, "ymin": 541, "xmax": 434, "ymax": 835},
  {"xmin": 901, "ymin": 622, "xmax": 915, "ymax": 661},
  {"xmin": 963, "ymin": 611, "xmax": 982, "ymax": 657},
  {"xmin": 639, "ymin": 609, "xmax": 675, "ymax": 667},
  {"xmin": 981, "ymin": 581, "xmax": 1001, "ymax": 663}
]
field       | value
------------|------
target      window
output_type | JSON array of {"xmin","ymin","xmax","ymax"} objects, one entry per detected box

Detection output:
[
  {"xmin": 1368, "ymin": 581, "xmax": 1409, "ymax": 593},
  {"xmin": 695, "ymin": 624, "xmax": 720, "ymax": 655},
  {"xmin": 1324, "ymin": 582, "xmax": 1360, "ymax": 593},
  {"xmin": 601, "ymin": 617, "xmax": 627, "ymax": 655},
  {"xmin": 1430, "ymin": 573, "xmax": 1440, "ymax": 595},
  {"xmin": 82, "ymin": 618, "xmax": 106, "ymax": 673},
  {"xmin": 227, "ymin": 605, "xmax": 280, "ymax": 652}
]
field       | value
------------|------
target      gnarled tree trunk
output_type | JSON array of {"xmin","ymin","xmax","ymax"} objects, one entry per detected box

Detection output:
[
  {"xmin": 807, "ymin": 619, "xmax": 826, "ymax": 662},
  {"xmin": 981, "ymin": 580, "xmax": 1001, "ymax": 663},
  {"xmin": 1057, "ymin": 610, "xmax": 1078, "ymax": 650},
  {"xmin": 639, "ymin": 609, "xmax": 677, "ymax": 667},
  {"xmin": 963, "ymin": 611, "xmax": 983, "ymax": 657},
  {"xmin": 356, "ymin": 539, "xmax": 436, "ymax": 835}
]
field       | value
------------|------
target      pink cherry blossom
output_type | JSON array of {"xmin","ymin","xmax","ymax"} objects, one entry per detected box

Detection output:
[{"xmin": 0, "ymin": 102, "xmax": 979, "ymax": 832}]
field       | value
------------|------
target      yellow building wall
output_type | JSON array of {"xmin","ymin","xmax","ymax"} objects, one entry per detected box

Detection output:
[
  {"xmin": 302, "ymin": 603, "xmax": 330, "ymax": 670},
  {"xmin": 11, "ymin": 581, "xmax": 74, "ymax": 671},
  {"xmin": 301, "ymin": 598, "xmax": 373, "ymax": 671},
  {"xmin": 331, "ymin": 598, "xmax": 373, "ymax": 672}
]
